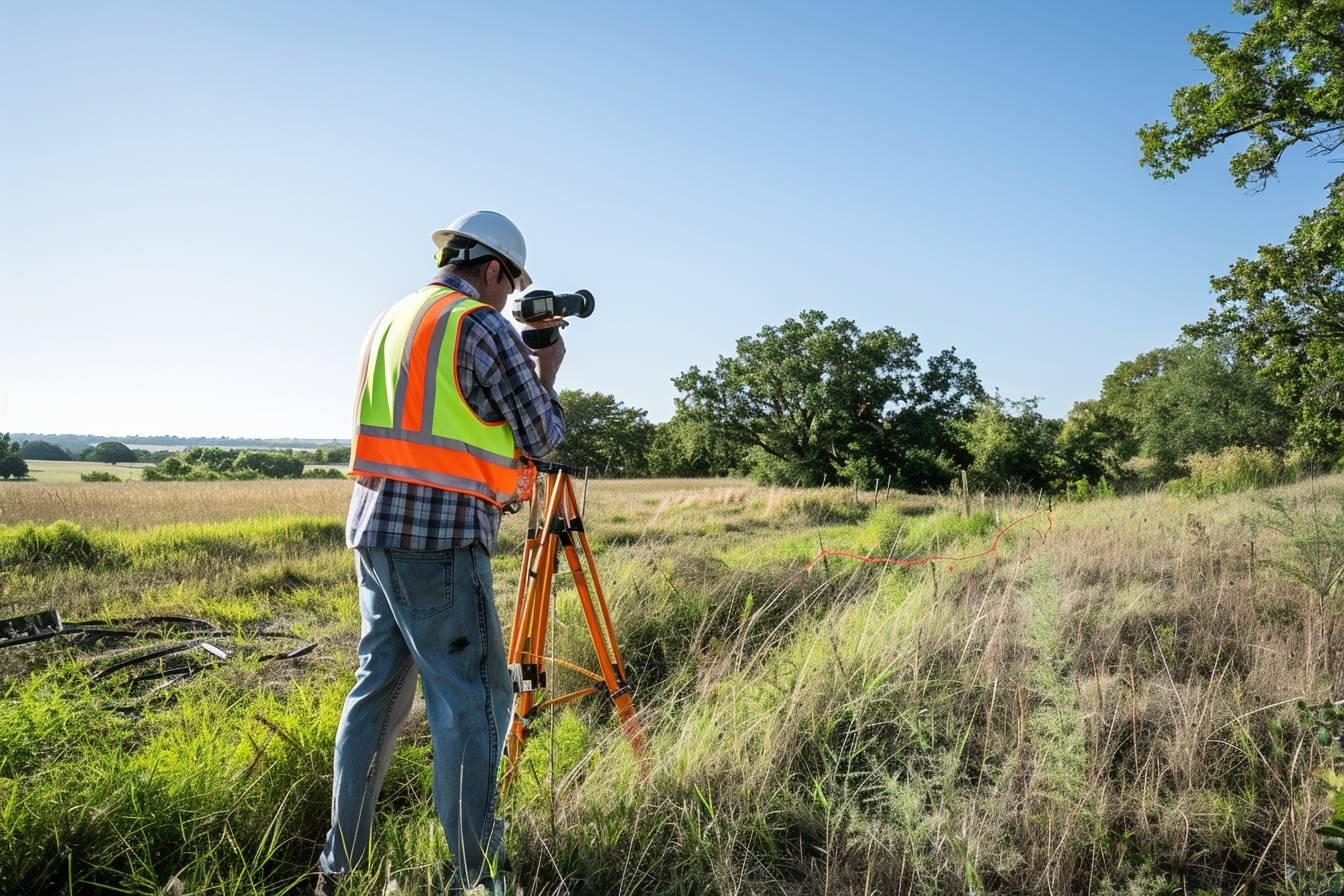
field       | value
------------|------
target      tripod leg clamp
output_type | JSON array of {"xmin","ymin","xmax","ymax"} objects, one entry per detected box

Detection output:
[{"xmin": 510, "ymin": 662, "xmax": 546, "ymax": 693}]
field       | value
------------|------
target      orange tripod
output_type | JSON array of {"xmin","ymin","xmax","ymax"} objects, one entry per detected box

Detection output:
[{"xmin": 503, "ymin": 461, "xmax": 645, "ymax": 790}]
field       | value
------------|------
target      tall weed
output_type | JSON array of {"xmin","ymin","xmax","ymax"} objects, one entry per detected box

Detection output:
[
  {"xmin": 1247, "ymin": 491, "xmax": 1344, "ymax": 605},
  {"xmin": 1167, "ymin": 446, "xmax": 1289, "ymax": 498}
]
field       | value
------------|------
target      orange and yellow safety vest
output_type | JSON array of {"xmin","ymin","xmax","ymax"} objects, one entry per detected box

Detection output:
[{"xmin": 348, "ymin": 284, "xmax": 525, "ymax": 506}]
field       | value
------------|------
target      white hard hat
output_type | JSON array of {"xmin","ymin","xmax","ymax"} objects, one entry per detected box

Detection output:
[{"xmin": 432, "ymin": 210, "xmax": 532, "ymax": 291}]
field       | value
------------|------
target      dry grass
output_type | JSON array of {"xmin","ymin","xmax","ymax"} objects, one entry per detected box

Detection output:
[
  {"xmin": 0, "ymin": 476, "xmax": 773, "ymax": 530},
  {"xmin": 2, "ymin": 475, "xmax": 1343, "ymax": 894},
  {"xmin": 505, "ymin": 477, "xmax": 1344, "ymax": 895},
  {"xmin": 0, "ymin": 478, "xmax": 354, "ymax": 527}
]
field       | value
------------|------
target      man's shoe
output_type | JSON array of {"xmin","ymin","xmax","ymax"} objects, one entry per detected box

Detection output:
[
  {"xmin": 450, "ymin": 876, "xmax": 512, "ymax": 896},
  {"xmin": 312, "ymin": 870, "xmax": 343, "ymax": 896}
]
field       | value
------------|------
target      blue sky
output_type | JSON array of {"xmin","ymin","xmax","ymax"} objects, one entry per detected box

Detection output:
[{"xmin": 1, "ymin": 1, "xmax": 1334, "ymax": 438}]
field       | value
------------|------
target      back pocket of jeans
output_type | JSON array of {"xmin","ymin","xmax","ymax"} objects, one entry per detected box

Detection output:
[{"xmin": 387, "ymin": 549, "xmax": 454, "ymax": 618}]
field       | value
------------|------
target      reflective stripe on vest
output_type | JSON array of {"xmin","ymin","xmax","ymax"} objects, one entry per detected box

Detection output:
[{"xmin": 349, "ymin": 285, "xmax": 522, "ymax": 506}]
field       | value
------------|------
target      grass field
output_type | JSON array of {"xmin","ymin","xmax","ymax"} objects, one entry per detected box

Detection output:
[
  {"xmin": 1, "ymin": 476, "xmax": 1342, "ymax": 894},
  {"xmin": 13, "ymin": 461, "xmax": 347, "ymax": 487},
  {"xmin": 18, "ymin": 459, "xmax": 150, "ymax": 483}
]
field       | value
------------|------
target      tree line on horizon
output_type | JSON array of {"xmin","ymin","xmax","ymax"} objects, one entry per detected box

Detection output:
[
  {"xmin": 4, "ymin": 318, "xmax": 1313, "ymax": 493},
  {"xmin": 0, "ymin": 438, "xmax": 350, "ymax": 482},
  {"xmin": 4, "ymin": 305, "xmax": 1335, "ymax": 492},
  {"xmin": 549, "ymin": 313, "xmax": 1334, "ymax": 496}
]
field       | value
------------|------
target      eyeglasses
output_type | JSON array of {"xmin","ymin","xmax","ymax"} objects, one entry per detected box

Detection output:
[{"xmin": 496, "ymin": 258, "xmax": 522, "ymax": 294}]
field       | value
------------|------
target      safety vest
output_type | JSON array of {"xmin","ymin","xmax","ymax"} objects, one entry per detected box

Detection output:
[{"xmin": 349, "ymin": 284, "xmax": 524, "ymax": 506}]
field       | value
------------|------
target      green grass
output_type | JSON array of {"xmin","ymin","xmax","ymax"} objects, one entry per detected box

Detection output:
[
  {"xmin": 1, "ymin": 478, "xmax": 1341, "ymax": 894},
  {"xmin": 17, "ymin": 459, "xmax": 149, "ymax": 482}
]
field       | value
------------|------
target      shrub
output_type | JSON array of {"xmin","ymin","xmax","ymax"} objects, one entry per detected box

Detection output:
[
  {"xmin": 79, "ymin": 471, "xmax": 121, "ymax": 483},
  {"xmin": 1298, "ymin": 699, "xmax": 1344, "ymax": 890},
  {"xmin": 1166, "ymin": 446, "xmax": 1286, "ymax": 497},
  {"xmin": 1248, "ymin": 492, "xmax": 1344, "ymax": 606},
  {"xmin": 233, "ymin": 451, "xmax": 303, "ymax": 479},
  {"xmin": 142, "ymin": 449, "xmax": 311, "ymax": 481},
  {"xmin": 1121, "ymin": 456, "xmax": 1165, "ymax": 491},
  {"xmin": 863, "ymin": 504, "xmax": 995, "ymax": 557},
  {"xmin": 0, "ymin": 521, "xmax": 110, "ymax": 568},
  {"xmin": 838, "ymin": 452, "xmax": 882, "ymax": 491},
  {"xmin": 743, "ymin": 447, "xmax": 813, "ymax": 486},
  {"xmin": 1066, "ymin": 477, "xmax": 1115, "ymax": 502},
  {"xmin": 779, "ymin": 493, "xmax": 869, "ymax": 525}
]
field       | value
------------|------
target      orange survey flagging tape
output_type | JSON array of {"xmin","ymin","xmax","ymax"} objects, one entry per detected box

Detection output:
[{"xmin": 803, "ymin": 511, "xmax": 1053, "ymax": 573}]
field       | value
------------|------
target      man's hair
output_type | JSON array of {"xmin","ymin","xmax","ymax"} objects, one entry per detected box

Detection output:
[
  {"xmin": 442, "ymin": 251, "xmax": 519, "ymax": 291},
  {"xmin": 442, "ymin": 257, "xmax": 498, "ymax": 291}
]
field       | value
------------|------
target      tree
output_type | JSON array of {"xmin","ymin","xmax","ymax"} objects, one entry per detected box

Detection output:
[
  {"xmin": 1095, "ymin": 339, "xmax": 1292, "ymax": 479},
  {"xmin": 1054, "ymin": 400, "xmax": 1129, "ymax": 487},
  {"xmin": 0, "ymin": 434, "xmax": 29, "ymax": 480},
  {"xmin": 959, "ymin": 396, "xmax": 1063, "ymax": 493},
  {"xmin": 232, "ymin": 450, "xmax": 304, "ymax": 479},
  {"xmin": 1141, "ymin": 0, "xmax": 1344, "ymax": 460},
  {"xmin": 88, "ymin": 441, "xmax": 137, "ymax": 464},
  {"xmin": 180, "ymin": 447, "xmax": 240, "ymax": 472},
  {"xmin": 1138, "ymin": 1, "xmax": 1344, "ymax": 191},
  {"xmin": 298, "ymin": 446, "xmax": 351, "ymax": 465},
  {"xmin": 142, "ymin": 456, "xmax": 192, "ymax": 481},
  {"xmin": 672, "ymin": 310, "xmax": 982, "ymax": 488},
  {"xmin": 647, "ymin": 413, "xmax": 743, "ymax": 478},
  {"xmin": 552, "ymin": 390, "xmax": 656, "ymax": 477},
  {"xmin": 1189, "ymin": 186, "xmax": 1344, "ymax": 458},
  {"xmin": 143, "ymin": 447, "xmax": 315, "ymax": 481},
  {"xmin": 19, "ymin": 440, "xmax": 72, "ymax": 461}
]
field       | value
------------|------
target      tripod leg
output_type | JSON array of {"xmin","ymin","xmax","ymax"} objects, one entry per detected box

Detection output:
[
  {"xmin": 506, "ymin": 508, "xmax": 539, "ymax": 672},
  {"xmin": 556, "ymin": 476, "xmax": 647, "ymax": 758},
  {"xmin": 567, "ymin": 486, "xmax": 631, "ymax": 682},
  {"xmin": 504, "ymin": 479, "xmax": 565, "ymax": 786},
  {"xmin": 503, "ymin": 470, "xmax": 648, "ymax": 794},
  {"xmin": 504, "ymin": 534, "xmax": 552, "ymax": 786},
  {"xmin": 505, "ymin": 494, "xmax": 539, "ymax": 770}
]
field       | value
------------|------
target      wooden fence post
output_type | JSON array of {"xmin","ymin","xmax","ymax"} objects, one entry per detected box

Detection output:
[{"xmin": 960, "ymin": 468, "xmax": 970, "ymax": 518}]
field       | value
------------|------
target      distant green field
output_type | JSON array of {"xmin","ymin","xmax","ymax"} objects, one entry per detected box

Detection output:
[{"xmin": 19, "ymin": 460, "xmax": 148, "ymax": 483}]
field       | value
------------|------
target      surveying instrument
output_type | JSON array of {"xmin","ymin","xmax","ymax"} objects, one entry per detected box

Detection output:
[{"xmin": 503, "ymin": 460, "xmax": 645, "ymax": 790}]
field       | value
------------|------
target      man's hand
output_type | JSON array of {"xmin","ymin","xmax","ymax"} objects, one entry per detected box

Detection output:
[{"xmin": 528, "ymin": 320, "xmax": 566, "ymax": 392}]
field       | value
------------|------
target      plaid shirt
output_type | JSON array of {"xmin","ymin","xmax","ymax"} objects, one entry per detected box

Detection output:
[{"xmin": 346, "ymin": 273, "xmax": 565, "ymax": 555}]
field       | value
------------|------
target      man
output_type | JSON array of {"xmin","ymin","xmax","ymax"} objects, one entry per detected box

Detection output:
[{"xmin": 318, "ymin": 210, "xmax": 566, "ymax": 894}]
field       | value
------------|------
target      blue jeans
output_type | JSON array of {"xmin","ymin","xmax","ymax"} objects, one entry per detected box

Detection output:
[{"xmin": 320, "ymin": 545, "xmax": 513, "ymax": 887}]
